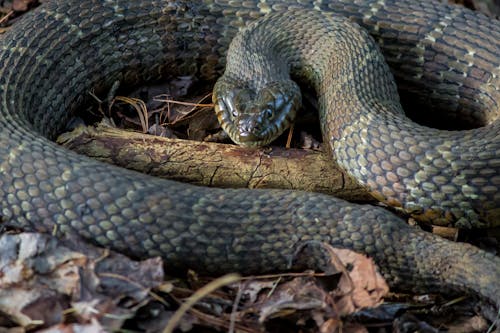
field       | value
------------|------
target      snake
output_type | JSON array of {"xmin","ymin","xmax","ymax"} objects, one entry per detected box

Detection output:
[{"xmin": 0, "ymin": 0, "xmax": 499, "ymax": 320}]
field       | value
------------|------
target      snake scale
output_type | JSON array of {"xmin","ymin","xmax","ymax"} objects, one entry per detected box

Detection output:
[{"xmin": 0, "ymin": 0, "xmax": 499, "ymax": 318}]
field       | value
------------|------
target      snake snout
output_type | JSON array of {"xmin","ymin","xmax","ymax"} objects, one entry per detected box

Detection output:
[{"xmin": 236, "ymin": 113, "xmax": 266, "ymax": 143}]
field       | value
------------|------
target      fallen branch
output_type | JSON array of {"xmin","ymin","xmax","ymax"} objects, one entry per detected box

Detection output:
[{"xmin": 57, "ymin": 123, "xmax": 374, "ymax": 202}]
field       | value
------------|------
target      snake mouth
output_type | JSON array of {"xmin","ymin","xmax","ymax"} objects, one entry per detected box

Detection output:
[
  {"xmin": 234, "ymin": 124, "xmax": 280, "ymax": 147},
  {"xmin": 238, "ymin": 131, "xmax": 261, "ymax": 143},
  {"xmin": 224, "ymin": 121, "xmax": 275, "ymax": 147}
]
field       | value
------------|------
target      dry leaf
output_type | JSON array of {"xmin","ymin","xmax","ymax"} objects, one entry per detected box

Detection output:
[{"xmin": 326, "ymin": 247, "xmax": 389, "ymax": 315}]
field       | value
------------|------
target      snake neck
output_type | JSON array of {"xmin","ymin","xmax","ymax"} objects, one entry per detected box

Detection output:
[{"xmin": 213, "ymin": 11, "xmax": 402, "ymax": 146}]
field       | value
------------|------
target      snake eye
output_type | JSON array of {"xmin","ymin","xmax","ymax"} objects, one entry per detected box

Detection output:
[
  {"xmin": 232, "ymin": 109, "xmax": 239, "ymax": 118},
  {"xmin": 263, "ymin": 108, "xmax": 274, "ymax": 120}
]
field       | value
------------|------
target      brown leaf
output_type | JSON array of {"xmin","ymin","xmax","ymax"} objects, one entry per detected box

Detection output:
[{"xmin": 324, "ymin": 246, "xmax": 389, "ymax": 315}]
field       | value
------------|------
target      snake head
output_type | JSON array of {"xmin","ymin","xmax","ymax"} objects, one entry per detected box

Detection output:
[{"xmin": 213, "ymin": 78, "xmax": 301, "ymax": 147}]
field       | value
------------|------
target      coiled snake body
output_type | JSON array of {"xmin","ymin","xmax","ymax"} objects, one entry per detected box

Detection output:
[{"xmin": 0, "ymin": 0, "xmax": 499, "ymax": 316}]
